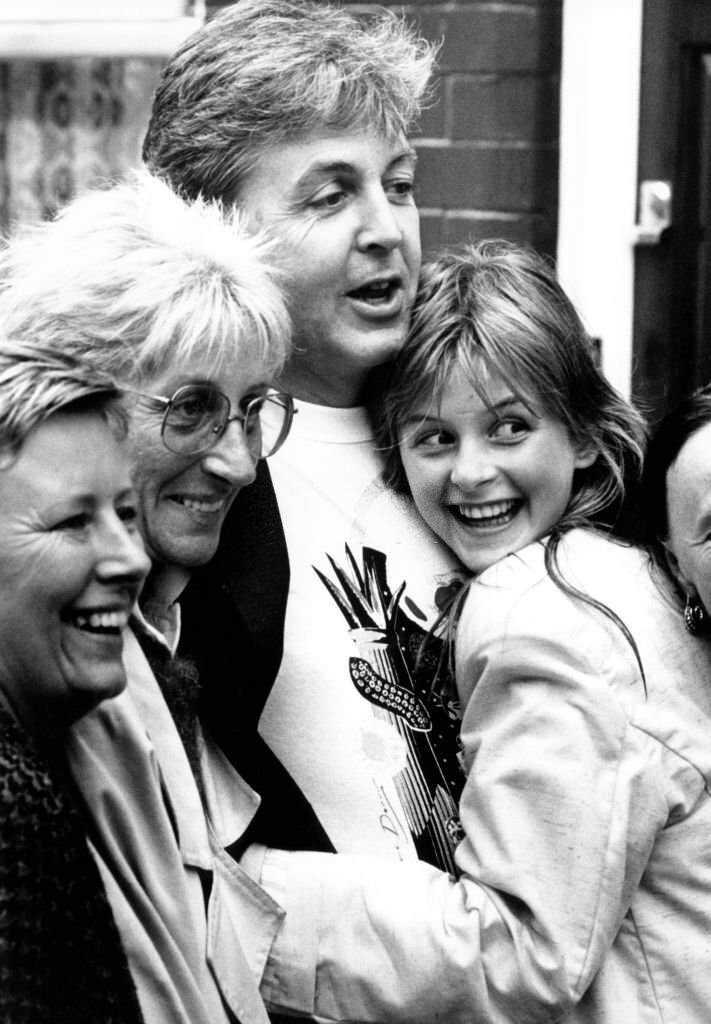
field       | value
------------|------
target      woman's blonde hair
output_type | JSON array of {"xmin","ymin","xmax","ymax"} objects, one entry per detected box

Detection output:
[
  {"xmin": 0, "ymin": 171, "xmax": 291, "ymax": 389},
  {"xmin": 0, "ymin": 340, "xmax": 123, "ymax": 464}
]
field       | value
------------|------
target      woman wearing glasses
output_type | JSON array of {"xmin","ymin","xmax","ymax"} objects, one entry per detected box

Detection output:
[
  {"xmin": 125, "ymin": 371, "xmax": 293, "ymax": 639},
  {"xmin": 0, "ymin": 173, "xmax": 293, "ymax": 1024}
]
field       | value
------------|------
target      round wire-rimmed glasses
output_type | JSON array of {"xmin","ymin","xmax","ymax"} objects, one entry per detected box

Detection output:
[{"xmin": 133, "ymin": 384, "xmax": 295, "ymax": 459}]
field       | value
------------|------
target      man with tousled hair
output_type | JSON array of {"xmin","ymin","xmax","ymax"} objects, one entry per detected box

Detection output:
[{"xmin": 145, "ymin": 0, "xmax": 465, "ymax": 875}]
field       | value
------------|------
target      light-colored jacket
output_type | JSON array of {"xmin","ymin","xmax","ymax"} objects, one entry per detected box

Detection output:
[
  {"xmin": 68, "ymin": 624, "xmax": 283, "ymax": 1024},
  {"xmin": 253, "ymin": 529, "xmax": 711, "ymax": 1023}
]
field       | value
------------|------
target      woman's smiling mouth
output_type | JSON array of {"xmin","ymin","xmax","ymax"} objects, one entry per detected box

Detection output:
[
  {"xmin": 65, "ymin": 607, "xmax": 132, "ymax": 635},
  {"xmin": 169, "ymin": 494, "xmax": 228, "ymax": 515}
]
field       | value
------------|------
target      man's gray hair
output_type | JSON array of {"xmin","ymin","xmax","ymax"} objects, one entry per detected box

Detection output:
[{"xmin": 143, "ymin": 0, "xmax": 437, "ymax": 202}]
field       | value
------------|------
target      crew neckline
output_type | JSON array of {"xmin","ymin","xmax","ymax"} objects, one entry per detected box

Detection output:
[{"xmin": 290, "ymin": 398, "xmax": 374, "ymax": 443}]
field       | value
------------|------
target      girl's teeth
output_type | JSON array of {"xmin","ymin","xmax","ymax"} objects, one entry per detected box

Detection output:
[{"xmin": 458, "ymin": 500, "xmax": 516, "ymax": 521}]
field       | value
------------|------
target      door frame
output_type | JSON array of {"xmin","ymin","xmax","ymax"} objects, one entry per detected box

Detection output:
[{"xmin": 556, "ymin": 0, "xmax": 643, "ymax": 399}]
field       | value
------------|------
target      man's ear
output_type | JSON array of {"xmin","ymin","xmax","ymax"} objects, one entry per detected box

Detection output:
[{"xmin": 573, "ymin": 440, "xmax": 599, "ymax": 470}]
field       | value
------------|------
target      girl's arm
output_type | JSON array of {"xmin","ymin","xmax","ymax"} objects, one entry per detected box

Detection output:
[{"xmin": 243, "ymin": 566, "xmax": 679, "ymax": 1023}]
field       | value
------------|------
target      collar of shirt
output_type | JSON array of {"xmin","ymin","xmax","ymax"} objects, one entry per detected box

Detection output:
[
  {"xmin": 134, "ymin": 600, "xmax": 182, "ymax": 656},
  {"xmin": 127, "ymin": 611, "xmax": 262, "ymax": 852}
]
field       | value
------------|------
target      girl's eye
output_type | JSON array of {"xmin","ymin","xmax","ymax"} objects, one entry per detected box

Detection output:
[
  {"xmin": 412, "ymin": 427, "xmax": 456, "ymax": 449},
  {"xmin": 489, "ymin": 418, "xmax": 529, "ymax": 442}
]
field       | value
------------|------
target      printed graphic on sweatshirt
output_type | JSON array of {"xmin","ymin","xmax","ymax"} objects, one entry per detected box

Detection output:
[{"xmin": 315, "ymin": 544, "xmax": 465, "ymax": 873}]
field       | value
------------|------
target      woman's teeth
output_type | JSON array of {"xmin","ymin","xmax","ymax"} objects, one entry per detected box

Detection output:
[
  {"xmin": 175, "ymin": 496, "xmax": 223, "ymax": 513},
  {"xmin": 70, "ymin": 610, "xmax": 129, "ymax": 634}
]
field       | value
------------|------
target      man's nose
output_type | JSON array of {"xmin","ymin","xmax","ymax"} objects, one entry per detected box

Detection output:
[{"xmin": 356, "ymin": 188, "xmax": 403, "ymax": 251}]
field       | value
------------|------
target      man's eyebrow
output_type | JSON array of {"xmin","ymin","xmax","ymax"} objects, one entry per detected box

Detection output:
[
  {"xmin": 292, "ymin": 160, "xmax": 359, "ymax": 190},
  {"xmin": 296, "ymin": 147, "xmax": 418, "ymax": 187},
  {"xmin": 390, "ymin": 146, "xmax": 418, "ymax": 166}
]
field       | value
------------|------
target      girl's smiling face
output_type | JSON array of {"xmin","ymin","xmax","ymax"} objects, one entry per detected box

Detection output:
[{"xmin": 398, "ymin": 366, "xmax": 596, "ymax": 575}]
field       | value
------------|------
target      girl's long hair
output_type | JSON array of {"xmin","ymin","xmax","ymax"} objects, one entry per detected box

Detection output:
[{"xmin": 369, "ymin": 241, "xmax": 649, "ymax": 688}]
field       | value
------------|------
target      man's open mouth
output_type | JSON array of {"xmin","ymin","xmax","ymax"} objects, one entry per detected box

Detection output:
[{"xmin": 348, "ymin": 277, "xmax": 401, "ymax": 305}]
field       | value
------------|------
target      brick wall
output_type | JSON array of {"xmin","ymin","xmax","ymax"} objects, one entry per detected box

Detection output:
[{"xmin": 208, "ymin": 0, "xmax": 562, "ymax": 257}]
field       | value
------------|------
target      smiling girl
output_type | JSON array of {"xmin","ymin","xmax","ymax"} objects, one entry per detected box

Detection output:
[
  {"xmin": 235, "ymin": 243, "xmax": 711, "ymax": 1022},
  {"xmin": 320, "ymin": 240, "xmax": 711, "ymax": 1021},
  {"xmin": 377, "ymin": 241, "xmax": 644, "ymax": 570}
]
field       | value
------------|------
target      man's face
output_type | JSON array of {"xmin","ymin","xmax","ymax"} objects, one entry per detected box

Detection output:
[{"xmin": 238, "ymin": 128, "xmax": 421, "ymax": 407}]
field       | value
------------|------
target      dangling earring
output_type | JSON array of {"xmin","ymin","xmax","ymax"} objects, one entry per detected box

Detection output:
[{"xmin": 684, "ymin": 592, "xmax": 709, "ymax": 636}]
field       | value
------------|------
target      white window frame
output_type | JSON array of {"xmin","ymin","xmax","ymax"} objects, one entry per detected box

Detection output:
[
  {"xmin": 0, "ymin": 1, "xmax": 204, "ymax": 56},
  {"xmin": 556, "ymin": 0, "xmax": 644, "ymax": 397}
]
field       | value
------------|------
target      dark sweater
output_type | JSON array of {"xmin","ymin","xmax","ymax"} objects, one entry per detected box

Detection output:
[{"xmin": 0, "ymin": 701, "xmax": 144, "ymax": 1024}]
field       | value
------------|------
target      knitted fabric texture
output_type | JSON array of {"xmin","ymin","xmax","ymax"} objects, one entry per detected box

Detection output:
[{"xmin": 0, "ymin": 701, "xmax": 144, "ymax": 1024}]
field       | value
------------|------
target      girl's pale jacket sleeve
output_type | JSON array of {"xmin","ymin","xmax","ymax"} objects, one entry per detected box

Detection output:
[{"xmin": 249, "ymin": 550, "xmax": 685, "ymax": 1023}]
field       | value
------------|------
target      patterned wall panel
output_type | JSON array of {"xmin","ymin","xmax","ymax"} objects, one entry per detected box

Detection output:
[{"xmin": 0, "ymin": 57, "xmax": 163, "ymax": 231}]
